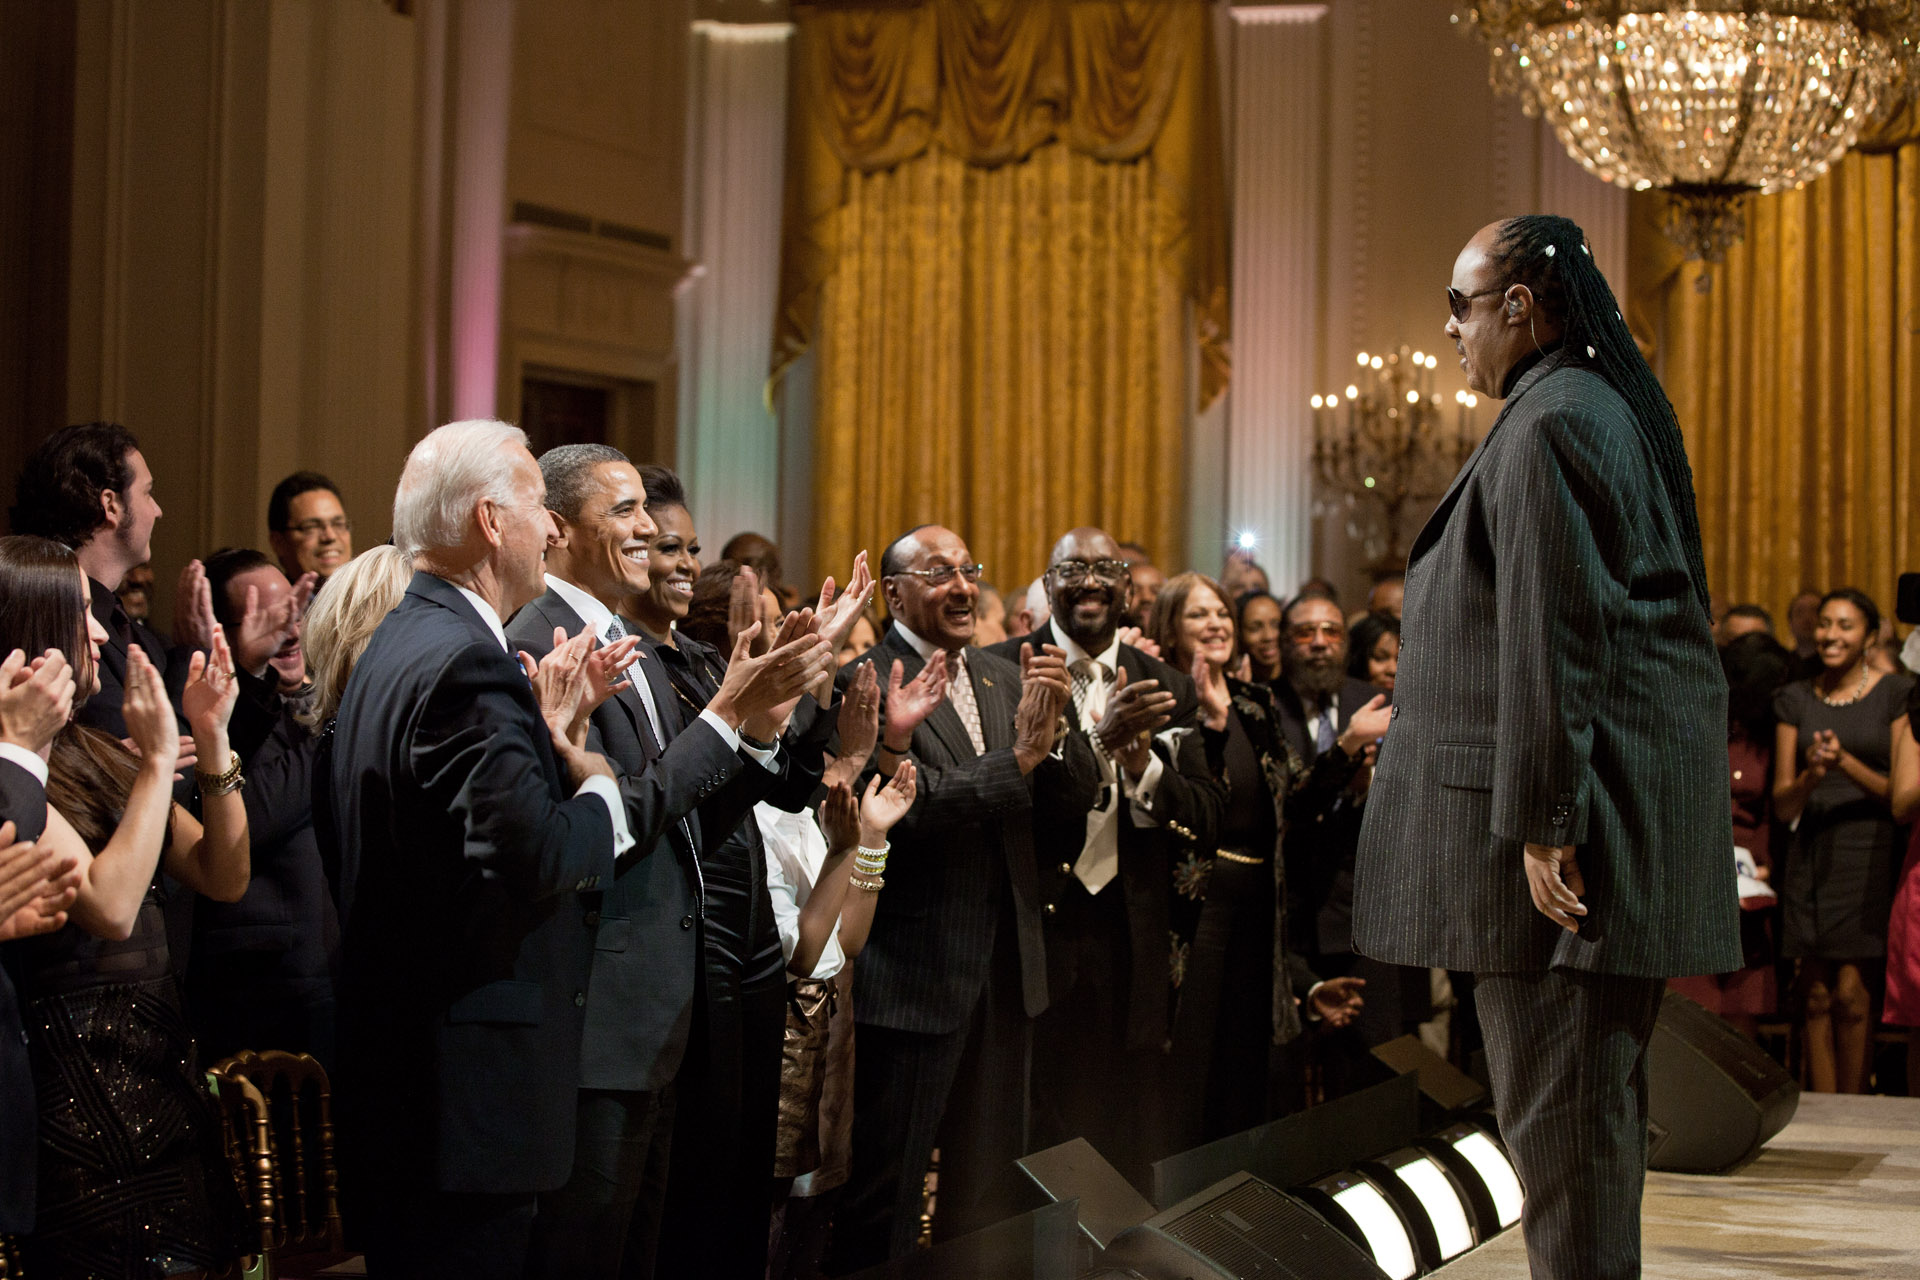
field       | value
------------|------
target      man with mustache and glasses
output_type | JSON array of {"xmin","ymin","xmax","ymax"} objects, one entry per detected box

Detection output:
[
  {"xmin": 986, "ymin": 527, "xmax": 1225, "ymax": 1185},
  {"xmin": 828, "ymin": 524, "xmax": 1089, "ymax": 1270}
]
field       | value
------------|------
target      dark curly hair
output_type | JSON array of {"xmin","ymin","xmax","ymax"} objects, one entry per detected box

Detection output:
[
  {"xmin": 1347, "ymin": 610, "xmax": 1401, "ymax": 681},
  {"xmin": 1721, "ymin": 631, "xmax": 1791, "ymax": 743},
  {"xmin": 1485, "ymin": 215, "xmax": 1712, "ymax": 622},
  {"xmin": 10, "ymin": 422, "xmax": 140, "ymax": 549}
]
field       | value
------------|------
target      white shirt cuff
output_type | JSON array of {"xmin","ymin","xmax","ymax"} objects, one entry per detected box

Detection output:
[
  {"xmin": 1124, "ymin": 748, "xmax": 1166, "ymax": 822},
  {"xmin": 576, "ymin": 773, "xmax": 635, "ymax": 856},
  {"xmin": 701, "ymin": 708, "xmax": 781, "ymax": 772},
  {"xmin": 0, "ymin": 742, "xmax": 49, "ymax": 787}
]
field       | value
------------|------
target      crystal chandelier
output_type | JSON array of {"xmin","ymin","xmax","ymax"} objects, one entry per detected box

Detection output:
[
  {"xmin": 1310, "ymin": 348, "xmax": 1482, "ymax": 575},
  {"xmin": 1462, "ymin": 3, "xmax": 1920, "ymax": 260}
]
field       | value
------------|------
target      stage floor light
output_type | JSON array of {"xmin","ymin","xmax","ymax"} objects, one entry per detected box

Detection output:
[
  {"xmin": 1365, "ymin": 1150, "xmax": 1476, "ymax": 1264},
  {"xmin": 1433, "ymin": 1125, "xmax": 1524, "ymax": 1231},
  {"xmin": 1304, "ymin": 1171, "xmax": 1420, "ymax": 1280}
]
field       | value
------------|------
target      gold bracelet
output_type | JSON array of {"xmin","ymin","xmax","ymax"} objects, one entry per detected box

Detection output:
[
  {"xmin": 849, "ymin": 874, "xmax": 885, "ymax": 892},
  {"xmin": 1214, "ymin": 848, "xmax": 1265, "ymax": 866},
  {"xmin": 195, "ymin": 750, "xmax": 246, "ymax": 797}
]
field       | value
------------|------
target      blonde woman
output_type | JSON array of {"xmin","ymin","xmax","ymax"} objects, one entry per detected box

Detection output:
[{"xmin": 303, "ymin": 544, "xmax": 413, "ymax": 726}]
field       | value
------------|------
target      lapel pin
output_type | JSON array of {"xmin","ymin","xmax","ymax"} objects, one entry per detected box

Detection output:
[{"xmin": 982, "ymin": 677, "xmax": 994, "ymax": 688}]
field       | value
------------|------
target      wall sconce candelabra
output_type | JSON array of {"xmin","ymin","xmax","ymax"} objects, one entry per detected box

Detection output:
[{"xmin": 1310, "ymin": 346, "xmax": 1483, "ymax": 574}]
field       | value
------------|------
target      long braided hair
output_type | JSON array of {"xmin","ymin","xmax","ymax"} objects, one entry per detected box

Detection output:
[{"xmin": 1486, "ymin": 215, "xmax": 1713, "ymax": 623}]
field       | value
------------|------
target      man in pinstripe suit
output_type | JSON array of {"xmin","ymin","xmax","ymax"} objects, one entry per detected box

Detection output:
[
  {"xmin": 1354, "ymin": 217, "xmax": 1741, "ymax": 1280},
  {"xmin": 826, "ymin": 525, "xmax": 1095, "ymax": 1272}
]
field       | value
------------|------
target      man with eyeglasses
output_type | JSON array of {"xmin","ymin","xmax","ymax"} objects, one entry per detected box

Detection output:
[
  {"xmin": 269, "ymin": 470, "xmax": 355, "ymax": 583},
  {"xmin": 828, "ymin": 524, "xmax": 1088, "ymax": 1271},
  {"xmin": 985, "ymin": 526, "xmax": 1226, "ymax": 1185},
  {"xmin": 1354, "ymin": 217, "xmax": 1736, "ymax": 1280}
]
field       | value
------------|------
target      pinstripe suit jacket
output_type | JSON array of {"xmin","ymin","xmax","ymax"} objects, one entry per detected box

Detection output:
[
  {"xmin": 839, "ymin": 626, "xmax": 1098, "ymax": 1035},
  {"xmin": 1353, "ymin": 349, "xmax": 1742, "ymax": 977}
]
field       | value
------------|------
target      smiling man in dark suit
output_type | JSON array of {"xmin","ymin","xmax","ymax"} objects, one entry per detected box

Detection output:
[
  {"xmin": 985, "ymin": 527, "xmax": 1226, "ymax": 1187},
  {"xmin": 1354, "ymin": 216, "xmax": 1740, "ymax": 1280},
  {"xmin": 328, "ymin": 420, "xmax": 635, "ymax": 1280},
  {"xmin": 827, "ymin": 524, "xmax": 1086, "ymax": 1272},
  {"xmin": 509, "ymin": 444, "xmax": 834, "ymax": 1280}
]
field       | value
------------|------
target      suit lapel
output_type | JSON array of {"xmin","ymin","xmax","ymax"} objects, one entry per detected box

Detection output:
[
  {"xmin": 880, "ymin": 629, "xmax": 977, "ymax": 762},
  {"xmin": 974, "ymin": 653, "xmax": 1013, "ymax": 751},
  {"xmin": 1408, "ymin": 349, "xmax": 1570, "ymax": 565}
]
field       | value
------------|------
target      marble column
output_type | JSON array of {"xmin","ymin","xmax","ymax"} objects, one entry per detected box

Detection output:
[
  {"xmin": 677, "ymin": 19, "xmax": 792, "ymax": 555},
  {"xmin": 1223, "ymin": 4, "xmax": 1327, "ymax": 592}
]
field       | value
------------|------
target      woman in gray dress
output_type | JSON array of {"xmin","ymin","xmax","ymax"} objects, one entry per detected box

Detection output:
[{"xmin": 1773, "ymin": 587, "xmax": 1914, "ymax": 1094}]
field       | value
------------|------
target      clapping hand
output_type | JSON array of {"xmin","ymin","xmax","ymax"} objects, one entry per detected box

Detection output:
[
  {"xmin": 1308, "ymin": 975, "xmax": 1366, "ymax": 1029},
  {"xmin": 583, "ymin": 633, "xmax": 643, "ymax": 711},
  {"xmin": 521, "ymin": 625, "xmax": 597, "ymax": 750},
  {"xmin": 859, "ymin": 759, "xmax": 917, "ymax": 846},
  {"xmin": 231, "ymin": 574, "xmax": 315, "ymax": 677},
  {"xmin": 1094, "ymin": 668, "xmax": 1176, "ymax": 778},
  {"xmin": 1806, "ymin": 729, "xmax": 1843, "ymax": 778},
  {"xmin": 1117, "ymin": 625, "xmax": 1161, "ymax": 660},
  {"xmin": 729, "ymin": 567, "xmax": 769, "ymax": 658},
  {"xmin": 883, "ymin": 654, "xmax": 950, "ymax": 753},
  {"xmin": 181, "ymin": 626, "xmax": 241, "ymax": 746},
  {"xmin": 1012, "ymin": 644, "xmax": 1070, "ymax": 772},
  {"xmin": 824, "ymin": 662, "xmax": 881, "ymax": 789},
  {"xmin": 0, "ymin": 648, "xmax": 76, "ymax": 754},
  {"xmin": 818, "ymin": 780, "xmax": 861, "ymax": 853},
  {"xmin": 1337, "ymin": 693, "xmax": 1392, "ymax": 767},
  {"xmin": 172, "ymin": 560, "xmax": 217, "ymax": 651},
  {"xmin": 0, "ymin": 822, "xmax": 82, "ymax": 943},
  {"xmin": 119, "ymin": 645, "xmax": 183, "ymax": 779},
  {"xmin": 1191, "ymin": 648, "xmax": 1231, "ymax": 732},
  {"xmin": 715, "ymin": 610, "xmax": 837, "ymax": 744}
]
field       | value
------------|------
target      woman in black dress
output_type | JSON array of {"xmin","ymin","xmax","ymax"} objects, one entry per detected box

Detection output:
[
  {"xmin": 1149, "ymin": 573, "xmax": 1364, "ymax": 1146},
  {"xmin": 1773, "ymin": 587, "xmax": 1915, "ymax": 1093},
  {"xmin": 628, "ymin": 467, "xmax": 866, "ymax": 1278},
  {"xmin": 0, "ymin": 535, "xmax": 250, "ymax": 1277}
]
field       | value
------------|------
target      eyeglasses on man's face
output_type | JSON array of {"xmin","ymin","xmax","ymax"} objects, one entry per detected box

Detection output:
[
  {"xmin": 1048, "ymin": 559, "xmax": 1130, "ymax": 586},
  {"xmin": 1447, "ymin": 285, "xmax": 1505, "ymax": 322},
  {"xmin": 1287, "ymin": 621, "xmax": 1344, "ymax": 643},
  {"xmin": 891, "ymin": 562, "xmax": 984, "ymax": 588},
  {"xmin": 286, "ymin": 517, "xmax": 353, "ymax": 539}
]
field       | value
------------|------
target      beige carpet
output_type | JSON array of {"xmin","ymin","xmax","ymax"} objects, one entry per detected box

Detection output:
[{"xmin": 1433, "ymin": 1093, "xmax": 1920, "ymax": 1278}]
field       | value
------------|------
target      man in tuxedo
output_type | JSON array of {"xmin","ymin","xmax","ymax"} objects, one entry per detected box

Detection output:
[
  {"xmin": 9, "ymin": 423, "xmax": 189, "ymax": 739},
  {"xmin": 1354, "ymin": 216, "xmax": 1739, "ymax": 1280},
  {"xmin": 985, "ymin": 527, "xmax": 1225, "ymax": 1186},
  {"xmin": 0, "ymin": 646, "xmax": 82, "ymax": 1236},
  {"xmin": 328, "ymin": 420, "xmax": 635, "ymax": 1280},
  {"xmin": 826, "ymin": 525, "xmax": 1087, "ymax": 1271},
  {"xmin": 508, "ymin": 445, "xmax": 834, "ymax": 1280},
  {"xmin": 1268, "ymin": 595, "xmax": 1406, "ymax": 1079}
]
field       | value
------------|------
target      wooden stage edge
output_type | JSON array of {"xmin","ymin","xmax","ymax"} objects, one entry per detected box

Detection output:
[{"xmin": 1434, "ymin": 1093, "xmax": 1920, "ymax": 1278}]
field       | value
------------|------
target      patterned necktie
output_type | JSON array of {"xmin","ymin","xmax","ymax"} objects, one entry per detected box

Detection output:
[
  {"xmin": 1314, "ymin": 704, "xmax": 1336, "ymax": 758},
  {"xmin": 1070, "ymin": 658, "xmax": 1110, "ymax": 730},
  {"xmin": 948, "ymin": 649, "xmax": 987, "ymax": 757},
  {"xmin": 606, "ymin": 616, "xmax": 664, "ymax": 759}
]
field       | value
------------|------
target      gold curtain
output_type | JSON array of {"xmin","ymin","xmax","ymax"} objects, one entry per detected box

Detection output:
[
  {"xmin": 1628, "ymin": 131, "xmax": 1920, "ymax": 628},
  {"xmin": 775, "ymin": 0, "xmax": 1228, "ymax": 585}
]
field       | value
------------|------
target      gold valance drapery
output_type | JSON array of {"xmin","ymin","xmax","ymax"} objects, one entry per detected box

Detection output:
[
  {"xmin": 773, "ymin": 0, "xmax": 1229, "ymax": 402},
  {"xmin": 1627, "ymin": 107, "xmax": 1920, "ymax": 628}
]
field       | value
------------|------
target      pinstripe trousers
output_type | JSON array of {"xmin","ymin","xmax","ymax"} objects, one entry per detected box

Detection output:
[{"xmin": 1476, "ymin": 969, "xmax": 1665, "ymax": 1280}]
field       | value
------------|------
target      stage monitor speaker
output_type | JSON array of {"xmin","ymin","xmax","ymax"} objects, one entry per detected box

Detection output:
[
  {"xmin": 1646, "ymin": 990, "xmax": 1800, "ymax": 1173},
  {"xmin": 1103, "ymin": 1173, "xmax": 1391, "ymax": 1280},
  {"xmin": 1014, "ymin": 1138, "xmax": 1156, "ymax": 1249},
  {"xmin": 1369, "ymin": 1034, "xmax": 1488, "ymax": 1115},
  {"xmin": 842, "ymin": 1199, "xmax": 1083, "ymax": 1280},
  {"xmin": 1151, "ymin": 1071, "xmax": 1421, "ymax": 1210}
]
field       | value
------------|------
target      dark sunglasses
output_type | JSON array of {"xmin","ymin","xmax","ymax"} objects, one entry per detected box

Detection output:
[{"xmin": 1447, "ymin": 285, "xmax": 1505, "ymax": 322}]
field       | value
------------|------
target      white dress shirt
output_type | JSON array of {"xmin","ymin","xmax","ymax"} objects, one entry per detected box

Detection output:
[
  {"xmin": 542, "ymin": 574, "xmax": 778, "ymax": 773},
  {"xmin": 1054, "ymin": 629, "xmax": 1168, "ymax": 892},
  {"xmin": 756, "ymin": 804, "xmax": 847, "ymax": 982},
  {"xmin": 0, "ymin": 742, "xmax": 49, "ymax": 786},
  {"xmin": 451, "ymin": 581, "xmax": 633, "ymax": 856}
]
